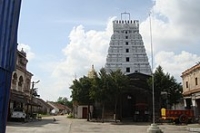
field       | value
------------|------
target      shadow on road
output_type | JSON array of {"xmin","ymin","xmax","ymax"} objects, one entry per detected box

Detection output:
[
  {"xmin": 90, "ymin": 119, "xmax": 151, "ymax": 126},
  {"xmin": 7, "ymin": 117, "xmax": 59, "ymax": 127},
  {"xmin": 110, "ymin": 121, "xmax": 151, "ymax": 126}
]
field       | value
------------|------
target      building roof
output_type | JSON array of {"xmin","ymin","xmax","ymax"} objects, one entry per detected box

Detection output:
[
  {"xmin": 181, "ymin": 63, "xmax": 200, "ymax": 77},
  {"xmin": 48, "ymin": 102, "xmax": 71, "ymax": 111},
  {"xmin": 35, "ymin": 98, "xmax": 53, "ymax": 109}
]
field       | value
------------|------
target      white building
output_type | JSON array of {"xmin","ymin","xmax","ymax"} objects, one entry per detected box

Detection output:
[
  {"xmin": 181, "ymin": 63, "xmax": 200, "ymax": 118},
  {"xmin": 105, "ymin": 13, "xmax": 151, "ymax": 75}
]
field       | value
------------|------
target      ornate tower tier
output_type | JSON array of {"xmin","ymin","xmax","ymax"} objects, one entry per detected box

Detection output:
[{"xmin": 105, "ymin": 13, "xmax": 151, "ymax": 75}]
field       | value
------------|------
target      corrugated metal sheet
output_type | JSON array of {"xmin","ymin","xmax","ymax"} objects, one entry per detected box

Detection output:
[
  {"xmin": 0, "ymin": 0, "xmax": 21, "ymax": 72},
  {"xmin": 0, "ymin": 68, "xmax": 12, "ymax": 133},
  {"xmin": 0, "ymin": 0, "xmax": 22, "ymax": 133}
]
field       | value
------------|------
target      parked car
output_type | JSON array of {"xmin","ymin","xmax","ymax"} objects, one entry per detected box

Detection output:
[
  {"xmin": 11, "ymin": 108, "xmax": 26, "ymax": 121},
  {"xmin": 50, "ymin": 109, "xmax": 58, "ymax": 115}
]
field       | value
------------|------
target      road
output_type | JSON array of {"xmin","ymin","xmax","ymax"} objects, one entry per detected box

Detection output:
[{"xmin": 6, "ymin": 115, "xmax": 197, "ymax": 133}]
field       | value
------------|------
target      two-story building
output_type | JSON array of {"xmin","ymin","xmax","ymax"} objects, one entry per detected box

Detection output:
[
  {"xmin": 8, "ymin": 49, "xmax": 39, "ymax": 119},
  {"xmin": 181, "ymin": 63, "xmax": 200, "ymax": 118}
]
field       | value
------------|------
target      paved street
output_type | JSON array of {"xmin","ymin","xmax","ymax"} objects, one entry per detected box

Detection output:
[{"xmin": 6, "ymin": 115, "xmax": 199, "ymax": 133}]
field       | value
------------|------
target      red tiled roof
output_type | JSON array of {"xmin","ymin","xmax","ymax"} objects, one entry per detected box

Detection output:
[{"xmin": 48, "ymin": 102, "xmax": 71, "ymax": 111}]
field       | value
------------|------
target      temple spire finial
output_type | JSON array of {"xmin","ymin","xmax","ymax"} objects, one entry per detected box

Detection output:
[{"xmin": 121, "ymin": 12, "xmax": 130, "ymax": 20}]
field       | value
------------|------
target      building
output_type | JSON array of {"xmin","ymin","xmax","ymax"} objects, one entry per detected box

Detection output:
[
  {"xmin": 72, "ymin": 65, "xmax": 96, "ymax": 119},
  {"xmin": 0, "ymin": 0, "xmax": 22, "ymax": 132},
  {"xmin": 104, "ymin": 13, "xmax": 152, "ymax": 121},
  {"xmin": 119, "ymin": 72, "xmax": 151, "ymax": 121},
  {"xmin": 181, "ymin": 63, "xmax": 200, "ymax": 118},
  {"xmin": 105, "ymin": 12, "xmax": 151, "ymax": 75},
  {"xmin": 32, "ymin": 98, "xmax": 53, "ymax": 115},
  {"xmin": 88, "ymin": 65, "xmax": 96, "ymax": 78},
  {"xmin": 48, "ymin": 102, "xmax": 71, "ymax": 115},
  {"xmin": 8, "ymin": 49, "xmax": 41, "ymax": 119},
  {"xmin": 73, "ymin": 105, "xmax": 93, "ymax": 119}
]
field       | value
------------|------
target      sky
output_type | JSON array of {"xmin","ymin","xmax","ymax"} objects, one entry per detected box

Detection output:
[{"xmin": 17, "ymin": 0, "xmax": 200, "ymax": 102}]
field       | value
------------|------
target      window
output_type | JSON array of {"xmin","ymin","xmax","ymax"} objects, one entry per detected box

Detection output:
[
  {"xmin": 126, "ymin": 57, "xmax": 129, "ymax": 62},
  {"xmin": 126, "ymin": 49, "xmax": 129, "ymax": 53},
  {"xmin": 12, "ymin": 73, "xmax": 17, "ymax": 85},
  {"xmin": 195, "ymin": 77, "xmax": 198, "ymax": 85},
  {"xmin": 126, "ymin": 42, "xmax": 128, "ymax": 45},
  {"xmin": 186, "ymin": 81, "xmax": 188, "ymax": 88},
  {"xmin": 126, "ymin": 36, "xmax": 128, "ymax": 39},
  {"xmin": 126, "ymin": 67, "xmax": 130, "ymax": 72}
]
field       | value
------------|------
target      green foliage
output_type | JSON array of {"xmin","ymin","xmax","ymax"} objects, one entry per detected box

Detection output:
[
  {"xmin": 67, "ymin": 113, "xmax": 74, "ymax": 118},
  {"xmin": 70, "ymin": 76, "xmax": 93, "ymax": 104},
  {"xmin": 57, "ymin": 97, "xmax": 68, "ymax": 105},
  {"xmin": 90, "ymin": 68, "xmax": 110, "ymax": 102},
  {"xmin": 57, "ymin": 97, "xmax": 73, "ymax": 109},
  {"xmin": 90, "ymin": 68, "xmax": 129, "ymax": 104},
  {"xmin": 110, "ymin": 69, "xmax": 129, "ymax": 95},
  {"xmin": 70, "ymin": 68, "xmax": 130, "ymax": 120},
  {"xmin": 148, "ymin": 65, "xmax": 183, "ymax": 108}
]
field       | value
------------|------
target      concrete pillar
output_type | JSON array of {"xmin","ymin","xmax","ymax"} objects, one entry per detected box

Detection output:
[
  {"xmin": 192, "ymin": 97, "xmax": 198, "ymax": 119},
  {"xmin": 147, "ymin": 124, "xmax": 163, "ymax": 133},
  {"xmin": 192, "ymin": 98, "xmax": 197, "ymax": 107},
  {"xmin": 183, "ymin": 99, "xmax": 187, "ymax": 108}
]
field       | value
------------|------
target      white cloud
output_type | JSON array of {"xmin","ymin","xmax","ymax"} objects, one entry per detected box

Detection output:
[
  {"xmin": 52, "ymin": 17, "xmax": 114, "ymax": 78},
  {"xmin": 141, "ymin": 0, "xmax": 200, "ymax": 52},
  {"xmin": 24, "ymin": 1, "xmax": 200, "ymax": 101},
  {"xmin": 39, "ymin": 17, "xmax": 114, "ymax": 100},
  {"xmin": 140, "ymin": 0, "xmax": 200, "ymax": 82},
  {"xmin": 155, "ymin": 51, "xmax": 200, "ymax": 82}
]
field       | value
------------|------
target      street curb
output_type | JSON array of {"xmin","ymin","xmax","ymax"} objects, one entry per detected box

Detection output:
[{"xmin": 187, "ymin": 127, "xmax": 200, "ymax": 132}]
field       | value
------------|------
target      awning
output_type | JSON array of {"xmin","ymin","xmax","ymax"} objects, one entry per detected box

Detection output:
[
  {"xmin": 10, "ymin": 94, "xmax": 28, "ymax": 104},
  {"xmin": 26, "ymin": 101, "xmax": 41, "ymax": 107}
]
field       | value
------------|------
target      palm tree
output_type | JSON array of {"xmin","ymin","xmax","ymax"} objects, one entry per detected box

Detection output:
[
  {"xmin": 91, "ymin": 68, "xmax": 111, "ymax": 122},
  {"xmin": 110, "ymin": 69, "xmax": 129, "ymax": 121}
]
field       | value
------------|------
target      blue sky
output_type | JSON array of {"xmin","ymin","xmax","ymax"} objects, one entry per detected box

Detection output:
[{"xmin": 18, "ymin": 0, "xmax": 200, "ymax": 101}]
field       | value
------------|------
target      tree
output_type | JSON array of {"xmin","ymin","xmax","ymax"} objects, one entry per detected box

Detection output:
[
  {"xmin": 163, "ymin": 75, "xmax": 182, "ymax": 107},
  {"xmin": 70, "ymin": 77, "xmax": 92, "ymax": 104},
  {"xmin": 57, "ymin": 97, "xmax": 73, "ymax": 109},
  {"xmin": 70, "ymin": 76, "xmax": 93, "ymax": 121},
  {"xmin": 148, "ymin": 65, "xmax": 183, "ymax": 110},
  {"xmin": 109, "ymin": 69, "xmax": 129, "ymax": 121},
  {"xmin": 57, "ymin": 97, "xmax": 68, "ymax": 105},
  {"xmin": 90, "ymin": 68, "xmax": 130, "ymax": 122},
  {"xmin": 90, "ymin": 68, "xmax": 111, "ymax": 122},
  {"xmin": 70, "ymin": 68, "xmax": 130, "ymax": 122}
]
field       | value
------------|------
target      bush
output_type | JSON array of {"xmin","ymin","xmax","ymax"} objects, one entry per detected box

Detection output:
[{"xmin": 67, "ymin": 113, "xmax": 74, "ymax": 118}]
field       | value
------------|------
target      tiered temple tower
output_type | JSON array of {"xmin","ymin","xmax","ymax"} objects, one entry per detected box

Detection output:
[
  {"xmin": 88, "ymin": 65, "xmax": 96, "ymax": 79},
  {"xmin": 105, "ymin": 12, "xmax": 151, "ymax": 75}
]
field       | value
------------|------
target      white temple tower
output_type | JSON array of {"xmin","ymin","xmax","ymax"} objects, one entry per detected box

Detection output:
[
  {"xmin": 105, "ymin": 12, "xmax": 151, "ymax": 75},
  {"xmin": 88, "ymin": 65, "xmax": 96, "ymax": 79}
]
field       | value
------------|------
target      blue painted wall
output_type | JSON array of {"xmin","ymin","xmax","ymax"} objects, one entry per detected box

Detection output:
[{"xmin": 0, "ymin": 0, "xmax": 22, "ymax": 132}]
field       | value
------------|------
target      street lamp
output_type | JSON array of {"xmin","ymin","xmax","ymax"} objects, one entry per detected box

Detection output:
[
  {"xmin": 31, "ymin": 80, "xmax": 40, "ymax": 90},
  {"xmin": 147, "ymin": 12, "xmax": 162, "ymax": 133}
]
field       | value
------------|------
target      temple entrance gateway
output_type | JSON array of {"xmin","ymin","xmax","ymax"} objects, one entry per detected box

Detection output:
[{"xmin": 121, "ymin": 72, "xmax": 152, "ymax": 122}]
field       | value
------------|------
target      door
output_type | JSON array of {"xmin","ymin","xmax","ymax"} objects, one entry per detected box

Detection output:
[{"xmin": 82, "ymin": 107, "xmax": 87, "ymax": 119}]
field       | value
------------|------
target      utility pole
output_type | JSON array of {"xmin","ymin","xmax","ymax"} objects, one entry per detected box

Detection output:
[
  {"xmin": 147, "ymin": 12, "xmax": 163, "ymax": 133},
  {"xmin": 30, "ymin": 80, "xmax": 40, "ymax": 116}
]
